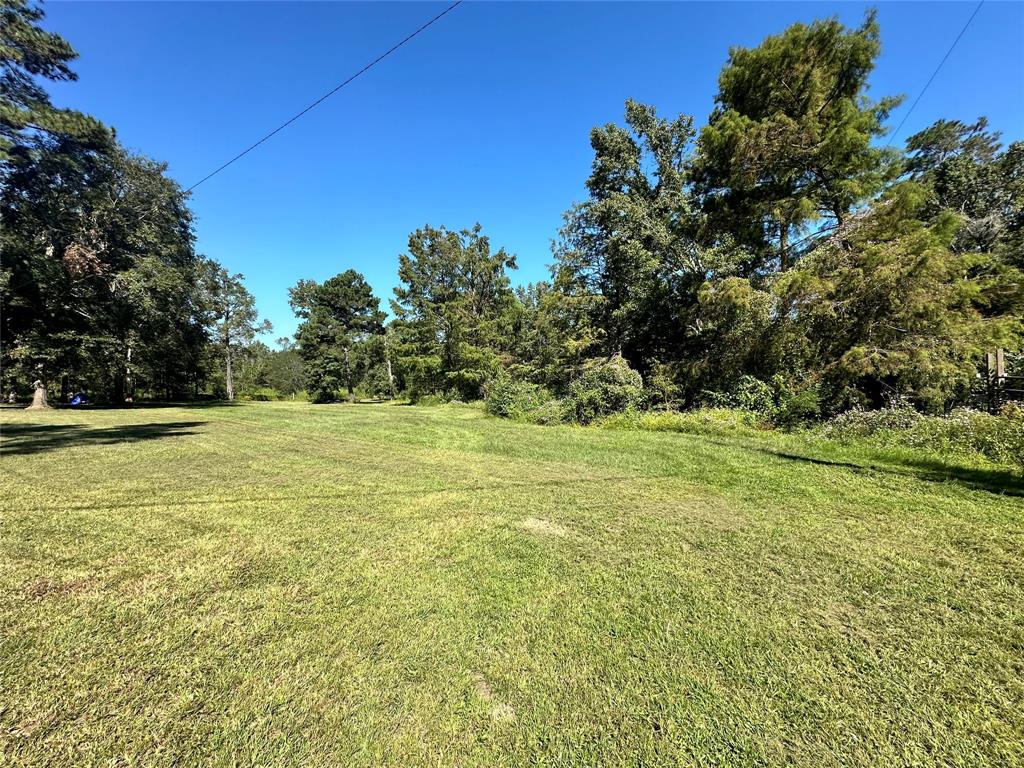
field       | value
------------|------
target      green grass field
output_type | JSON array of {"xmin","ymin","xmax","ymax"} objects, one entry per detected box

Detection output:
[{"xmin": 1, "ymin": 402, "xmax": 1022, "ymax": 767}]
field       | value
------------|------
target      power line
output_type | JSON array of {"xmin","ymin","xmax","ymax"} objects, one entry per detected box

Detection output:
[
  {"xmin": 185, "ymin": 1, "xmax": 463, "ymax": 193},
  {"xmin": 885, "ymin": 0, "xmax": 984, "ymax": 149}
]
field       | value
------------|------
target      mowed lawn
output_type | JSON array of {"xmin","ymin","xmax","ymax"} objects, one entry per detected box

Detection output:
[{"xmin": 1, "ymin": 403, "xmax": 1022, "ymax": 767}]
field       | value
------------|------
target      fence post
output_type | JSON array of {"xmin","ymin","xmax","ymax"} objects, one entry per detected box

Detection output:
[
  {"xmin": 985, "ymin": 352, "xmax": 995, "ymax": 413},
  {"xmin": 995, "ymin": 348, "xmax": 1006, "ymax": 411}
]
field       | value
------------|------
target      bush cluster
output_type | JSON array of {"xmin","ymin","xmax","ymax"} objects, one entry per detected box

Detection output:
[
  {"xmin": 483, "ymin": 357, "xmax": 1024, "ymax": 474},
  {"xmin": 483, "ymin": 375, "xmax": 549, "ymax": 419},
  {"xmin": 701, "ymin": 375, "xmax": 820, "ymax": 427},
  {"xmin": 564, "ymin": 357, "xmax": 644, "ymax": 425},
  {"xmin": 484, "ymin": 357, "xmax": 644, "ymax": 426}
]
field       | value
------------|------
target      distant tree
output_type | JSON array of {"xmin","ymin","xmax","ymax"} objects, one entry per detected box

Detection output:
[
  {"xmin": 694, "ymin": 11, "xmax": 901, "ymax": 268},
  {"xmin": 232, "ymin": 340, "xmax": 272, "ymax": 395},
  {"xmin": 265, "ymin": 337, "xmax": 306, "ymax": 396},
  {"xmin": 204, "ymin": 265, "xmax": 271, "ymax": 401},
  {"xmin": 391, "ymin": 224, "xmax": 517, "ymax": 399},
  {"xmin": 290, "ymin": 270, "xmax": 384, "ymax": 402}
]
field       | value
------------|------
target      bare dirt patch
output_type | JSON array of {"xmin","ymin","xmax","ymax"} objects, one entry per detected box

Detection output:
[
  {"xmin": 22, "ymin": 575, "xmax": 96, "ymax": 601},
  {"xmin": 470, "ymin": 672, "xmax": 516, "ymax": 722}
]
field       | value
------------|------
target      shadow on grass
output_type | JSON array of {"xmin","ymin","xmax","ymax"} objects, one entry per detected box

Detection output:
[
  {"xmin": 701, "ymin": 435, "xmax": 1024, "ymax": 497},
  {"xmin": 0, "ymin": 421, "xmax": 206, "ymax": 456},
  {"xmin": 75, "ymin": 400, "xmax": 240, "ymax": 410},
  {"xmin": 771, "ymin": 451, "xmax": 1024, "ymax": 497}
]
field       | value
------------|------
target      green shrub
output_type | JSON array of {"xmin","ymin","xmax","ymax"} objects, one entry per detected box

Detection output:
[
  {"xmin": 773, "ymin": 386, "xmax": 821, "ymax": 428},
  {"xmin": 484, "ymin": 375, "xmax": 548, "ymax": 419},
  {"xmin": 523, "ymin": 398, "xmax": 569, "ymax": 425},
  {"xmin": 564, "ymin": 357, "xmax": 643, "ymax": 424},
  {"xmin": 701, "ymin": 375, "xmax": 820, "ymax": 428},
  {"xmin": 245, "ymin": 387, "xmax": 281, "ymax": 402},
  {"xmin": 733, "ymin": 376, "xmax": 776, "ymax": 415}
]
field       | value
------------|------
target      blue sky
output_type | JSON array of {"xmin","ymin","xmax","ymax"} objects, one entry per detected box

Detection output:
[{"xmin": 42, "ymin": 1, "xmax": 1024, "ymax": 341}]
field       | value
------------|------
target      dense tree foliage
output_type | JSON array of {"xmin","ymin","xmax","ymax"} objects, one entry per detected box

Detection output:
[
  {"xmin": 779, "ymin": 184, "xmax": 1015, "ymax": 412},
  {"xmin": 554, "ymin": 101, "xmax": 698, "ymax": 372},
  {"xmin": 1, "ymin": 2, "xmax": 263, "ymax": 404},
  {"xmin": 391, "ymin": 224, "xmax": 517, "ymax": 400},
  {"xmin": 1, "ymin": 134, "xmax": 213, "ymax": 402},
  {"xmin": 290, "ymin": 270, "xmax": 384, "ymax": 402},
  {"xmin": 541, "ymin": 11, "xmax": 1021, "ymax": 416}
]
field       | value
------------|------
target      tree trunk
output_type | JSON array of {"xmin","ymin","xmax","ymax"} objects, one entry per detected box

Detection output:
[
  {"xmin": 27, "ymin": 380, "xmax": 51, "ymax": 410},
  {"xmin": 225, "ymin": 346, "xmax": 234, "ymax": 401},
  {"xmin": 344, "ymin": 346, "xmax": 355, "ymax": 403},
  {"xmin": 384, "ymin": 331, "xmax": 397, "ymax": 401},
  {"xmin": 125, "ymin": 344, "xmax": 134, "ymax": 403}
]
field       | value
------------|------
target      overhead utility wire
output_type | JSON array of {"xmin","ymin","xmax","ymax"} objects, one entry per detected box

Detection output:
[
  {"xmin": 785, "ymin": 1, "xmax": 985, "ymax": 259},
  {"xmin": 185, "ymin": 0, "xmax": 464, "ymax": 192},
  {"xmin": 884, "ymin": 0, "xmax": 984, "ymax": 149}
]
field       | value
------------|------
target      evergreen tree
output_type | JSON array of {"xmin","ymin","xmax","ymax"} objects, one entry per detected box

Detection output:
[
  {"xmin": 391, "ymin": 224, "xmax": 517, "ymax": 399},
  {"xmin": 0, "ymin": 0, "xmax": 108, "ymax": 162},
  {"xmin": 694, "ymin": 11, "xmax": 901, "ymax": 269},
  {"xmin": 778, "ymin": 183, "xmax": 1021, "ymax": 412},
  {"xmin": 204, "ymin": 265, "xmax": 271, "ymax": 401},
  {"xmin": 290, "ymin": 270, "xmax": 384, "ymax": 403}
]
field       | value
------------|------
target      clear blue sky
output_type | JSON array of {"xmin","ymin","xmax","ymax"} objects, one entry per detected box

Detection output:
[{"xmin": 42, "ymin": 1, "xmax": 1024, "ymax": 342}]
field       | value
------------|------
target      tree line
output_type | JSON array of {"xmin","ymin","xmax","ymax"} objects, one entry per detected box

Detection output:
[
  {"xmin": 1, "ymin": 0, "xmax": 275, "ymax": 406},
  {"xmin": 3, "ymin": 4, "xmax": 1021, "ymax": 419}
]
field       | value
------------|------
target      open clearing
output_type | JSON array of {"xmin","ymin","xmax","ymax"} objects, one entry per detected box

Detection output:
[{"xmin": 1, "ymin": 402, "xmax": 1022, "ymax": 766}]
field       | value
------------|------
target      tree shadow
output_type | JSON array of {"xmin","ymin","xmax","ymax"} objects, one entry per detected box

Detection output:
[
  {"xmin": 704, "ymin": 436, "xmax": 1024, "ymax": 498},
  {"xmin": 76, "ymin": 400, "xmax": 240, "ymax": 410},
  {"xmin": 0, "ymin": 421, "xmax": 206, "ymax": 457}
]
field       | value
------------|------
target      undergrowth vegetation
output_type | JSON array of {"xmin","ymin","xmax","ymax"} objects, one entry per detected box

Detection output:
[
  {"xmin": 484, "ymin": 360, "xmax": 1024, "ymax": 475},
  {"xmin": 822, "ymin": 401, "xmax": 1024, "ymax": 471}
]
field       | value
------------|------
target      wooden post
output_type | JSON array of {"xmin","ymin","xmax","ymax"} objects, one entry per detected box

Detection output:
[
  {"xmin": 985, "ymin": 351, "xmax": 997, "ymax": 413},
  {"xmin": 986, "ymin": 349, "xmax": 1007, "ymax": 412}
]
